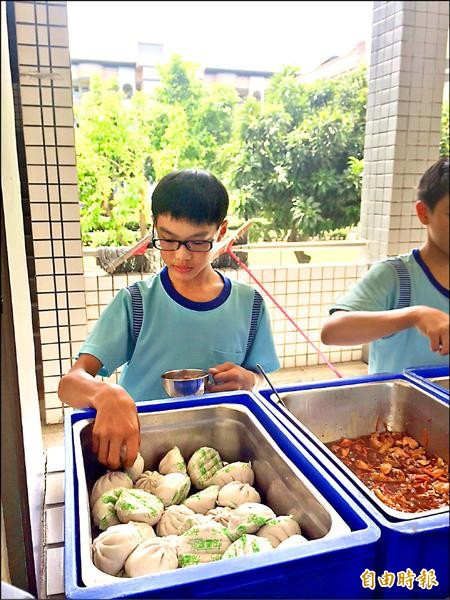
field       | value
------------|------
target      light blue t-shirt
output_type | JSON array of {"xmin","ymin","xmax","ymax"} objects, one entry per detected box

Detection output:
[
  {"xmin": 330, "ymin": 249, "xmax": 449, "ymax": 374},
  {"xmin": 79, "ymin": 267, "xmax": 280, "ymax": 401}
]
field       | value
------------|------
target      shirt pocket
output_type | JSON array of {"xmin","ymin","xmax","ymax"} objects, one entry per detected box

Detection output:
[{"xmin": 209, "ymin": 348, "xmax": 246, "ymax": 367}]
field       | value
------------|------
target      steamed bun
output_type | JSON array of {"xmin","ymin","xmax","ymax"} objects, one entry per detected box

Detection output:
[
  {"xmin": 92, "ymin": 522, "xmax": 154, "ymax": 575},
  {"xmin": 222, "ymin": 534, "xmax": 273, "ymax": 559},
  {"xmin": 187, "ymin": 447, "xmax": 223, "ymax": 489},
  {"xmin": 115, "ymin": 489, "xmax": 164, "ymax": 526},
  {"xmin": 90, "ymin": 471, "xmax": 133, "ymax": 507},
  {"xmin": 277, "ymin": 534, "xmax": 308, "ymax": 549},
  {"xmin": 124, "ymin": 537, "xmax": 179, "ymax": 577},
  {"xmin": 91, "ymin": 487, "xmax": 125, "ymax": 530},
  {"xmin": 120, "ymin": 450, "xmax": 145, "ymax": 483},
  {"xmin": 134, "ymin": 470, "xmax": 164, "ymax": 494},
  {"xmin": 177, "ymin": 522, "xmax": 232, "ymax": 567},
  {"xmin": 209, "ymin": 462, "xmax": 254, "ymax": 488},
  {"xmin": 152, "ymin": 472, "xmax": 191, "ymax": 507},
  {"xmin": 183, "ymin": 485, "xmax": 220, "ymax": 514},
  {"xmin": 217, "ymin": 481, "xmax": 261, "ymax": 508},
  {"xmin": 227, "ymin": 502, "xmax": 276, "ymax": 540},
  {"xmin": 159, "ymin": 446, "xmax": 187, "ymax": 474},
  {"xmin": 206, "ymin": 506, "xmax": 234, "ymax": 527},
  {"xmin": 156, "ymin": 504, "xmax": 195, "ymax": 536},
  {"xmin": 256, "ymin": 515, "xmax": 301, "ymax": 548}
]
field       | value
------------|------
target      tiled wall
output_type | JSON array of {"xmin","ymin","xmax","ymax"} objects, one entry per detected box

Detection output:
[
  {"xmin": 360, "ymin": 0, "xmax": 449, "ymax": 261},
  {"xmin": 11, "ymin": 1, "xmax": 88, "ymax": 424},
  {"xmin": 85, "ymin": 264, "xmax": 367, "ymax": 388}
]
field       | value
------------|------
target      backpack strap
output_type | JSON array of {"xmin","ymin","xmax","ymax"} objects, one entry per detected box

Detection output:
[
  {"xmin": 126, "ymin": 282, "xmax": 264, "ymax": 360},
  {"xmin": 386, "ymin": 257, "xmax": 411, "ymax": 309},
  {"xmin": 126, "ymin": 282, "xmax": 144, "ymax": 348},
  {"xmin": 244, "ymin": 290, "xmax": 263, "ymax": 360}
]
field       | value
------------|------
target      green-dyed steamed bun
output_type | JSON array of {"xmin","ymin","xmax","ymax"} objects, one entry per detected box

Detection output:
[
  {"xmin": 183, "ymin": 485, "xmax": 220, "ymax": 514},
  {"xmin": 256, "ymin": 515, "xmax": 301, "ymax": 547},
  {"xmin": 187, "ymin": 447, "xmax": 223, "ymax": 489},
  {"xmin": 178, "ymin": 522, "xmax": 232, "ymax": 567},
  {"xmin": 115, "ymin": 489, "xmax": 164, "ymax": 526},
  {"xmin": 227, "ymin": 502, "xmax": 276, "ymax": 540},
  {"xmin": 91, "ymin": 487, "xmax": 127, "ymax": 530},
  {"xmin": 209, "ymin": 462, "xmax": 254, "ymax": 488},
  {"xmin": 222, "ymin": 534, "xmax": 273, "ymax": 559},
  {"xmin": 90, "ymin": 471, "xmax": 133, "ymax": 507}
]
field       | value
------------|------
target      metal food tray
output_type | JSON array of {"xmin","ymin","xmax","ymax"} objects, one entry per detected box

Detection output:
[
  {"xmin": 429, "ymin": 376, "xmax": 449, "ymax": 391},
  {"xmin": 271, "ymin": 379, "xmax": 449, "ymax": 521},
  {"xmin": 73, "ymin": 403, "xmax": 351, "ymax": 588}
]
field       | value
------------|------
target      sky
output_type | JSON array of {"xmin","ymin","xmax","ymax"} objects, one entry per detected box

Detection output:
[{"xmin": 67, "ymin": 1, "xmax": 373, "ymax": 74}]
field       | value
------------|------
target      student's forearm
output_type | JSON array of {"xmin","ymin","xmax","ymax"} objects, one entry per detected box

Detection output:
[
  {"xmin": 58, "ymin": 369, "xmax": 114, "ymax": 410},
  {"xmin": 321, "ymin": 307, "xmax": 420, "ymax": 346}
]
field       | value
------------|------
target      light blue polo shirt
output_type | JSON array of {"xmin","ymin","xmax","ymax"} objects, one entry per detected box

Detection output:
[
  {"xmin": 330, "ymin": 249, "xmax": 449, "ymax": 374},
  {"xmin": 79, "ymin": 267, "xmax": 280, "ymax": 401}
]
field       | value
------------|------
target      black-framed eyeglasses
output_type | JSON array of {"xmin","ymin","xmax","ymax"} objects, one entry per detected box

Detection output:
[{"xmin": 151, "ymin": 227, "xmax": 215, "ymax": 252}]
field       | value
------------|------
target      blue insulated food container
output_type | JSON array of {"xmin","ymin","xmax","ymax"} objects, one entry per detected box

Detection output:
[
  {"xmin": 404, "ymin": 365, "xmax": 449, "ymax": 403},
  {"xmin": 64, "ymin": 391, "xmax": 380, "ymax": 599},
  {"xmin": 256, "ymin": 374, "xmax": 449, "ymax": 599}
]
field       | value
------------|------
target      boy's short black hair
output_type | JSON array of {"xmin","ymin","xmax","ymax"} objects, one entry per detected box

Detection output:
[
  {"xmin": 417, "ymin": 157, "xmax": 449, "ymax": 210},
  {"xmin": 151, "ymin": 169, "xmax": 229, "ymax": 225}
]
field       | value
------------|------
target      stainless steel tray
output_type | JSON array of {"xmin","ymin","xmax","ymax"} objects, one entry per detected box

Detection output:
[
  {"xmin": 272, "ymin": 379, "xmax": 449, "ymax": 521},
  {"xmin": 72, "ymin": 403, "xmax": 351, "ymax": 587},
  {"xmin": 429, "ymin": 376, "xmax": 449, "ymax": 391}
]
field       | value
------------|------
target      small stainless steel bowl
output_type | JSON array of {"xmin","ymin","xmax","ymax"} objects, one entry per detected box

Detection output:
[{"xmin": 161, "ymin": 369, "xmax": 209, "ymax": 397}]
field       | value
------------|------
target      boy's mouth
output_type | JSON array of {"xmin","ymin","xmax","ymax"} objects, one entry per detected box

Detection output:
[{"xmin": 172, "ymin": 264, "xmax": 193, "ymax": 274}]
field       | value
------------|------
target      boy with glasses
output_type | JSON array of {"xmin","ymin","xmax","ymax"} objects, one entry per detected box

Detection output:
[
  {"xmin": 320, "ymin": 157, "xmax": 449, "ymax": 374},
  {"xmin": 59, "ymin": 169, "xmax": 279, "ymax": 469}
]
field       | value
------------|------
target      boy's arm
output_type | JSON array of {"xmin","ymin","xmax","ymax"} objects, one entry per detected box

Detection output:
[
  {"xmin": 58, "ymin": 354, "xmax": 140, "ymax": 469},
  {"xmin": 321, "ymin": 306, "xmax": 449, "ymax": 354}
]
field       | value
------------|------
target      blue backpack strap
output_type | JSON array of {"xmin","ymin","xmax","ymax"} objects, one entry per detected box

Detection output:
[
  {"xmin": 387, "ymin": 257, "xmax": 411, "ymax": 309},
  {"xmin": 126, "ymin": 282, "xmax": 144, "ymax": 347},
  {"xmin": 245, "ymin": 289, "xmax": 263, "ymax": 359}
]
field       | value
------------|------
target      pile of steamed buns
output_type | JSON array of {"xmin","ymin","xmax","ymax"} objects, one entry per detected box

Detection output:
[{"xmin": 90, "ymin": 446, "xmax": 308, "ymax": 578}]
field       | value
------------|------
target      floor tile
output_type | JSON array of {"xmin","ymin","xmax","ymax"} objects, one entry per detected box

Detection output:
[
  {"xmin": 45, "ymin": 472, "xmax": 64, "ymax": 505},
  {"xmin": 46, "ymin": 506, "xmax": 64, "ymax": 544},
  {"xmin": 46, "ymin": 546, "xmax": 64, "ymax": 596},
  {"xmin": 46, "ymin": 446, "xmax": 65, "ymax": 473}
]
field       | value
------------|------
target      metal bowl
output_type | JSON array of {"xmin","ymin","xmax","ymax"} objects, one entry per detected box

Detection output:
[{"xmin": 161, "ymin": 368, "xmax": 209, "ymax": 397}]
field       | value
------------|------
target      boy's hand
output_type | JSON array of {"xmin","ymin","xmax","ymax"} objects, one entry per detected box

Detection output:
[
  {"xmin": 91, "ymin": 384, "xmax": 140, "ymax": 470},
  {"xmin": 207, "ymin": 362, "xmax": 256, "ymax": 393},
  {"xmin": 413, "ymin": 306, "xmax": 449, "ymax": 355}
]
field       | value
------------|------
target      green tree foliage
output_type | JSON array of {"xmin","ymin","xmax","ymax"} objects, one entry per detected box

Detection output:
[
  {"xmin": 151, "ymin": 55, "xmax": 239, "ymax": 179},
  {"xmin": 75, "ymin": 57, "xmax": 239, "ymax": 246},
  {"xmin": 232, "ymin": 66, "xmax": 367, "ymax": 240},
  {"xmin": 75, "ymin": 75, "xmax": 154, "ymax": 245}
]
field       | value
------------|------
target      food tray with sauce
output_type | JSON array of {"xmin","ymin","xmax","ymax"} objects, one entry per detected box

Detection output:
[
  {"xmin": 64, "ymin": 392, "xmax": 380, "ymax": 599},
  {"xmin": 255, "ymin": 375, "xmax": 449, "ymax": 599},
  {"xmin": 258, "ymin": 377, "xmax": 448, "ymax": 521}
]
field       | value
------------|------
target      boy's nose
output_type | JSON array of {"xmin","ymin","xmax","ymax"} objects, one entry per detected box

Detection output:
[{"xmin": 175, "ymin": 243, "xmax": 192, "ymax": 258}]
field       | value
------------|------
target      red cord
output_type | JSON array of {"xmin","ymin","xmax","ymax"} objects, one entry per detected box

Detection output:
[{"xmin": 227, "ymin": 247, "xmax": 343, "ymax": 379}]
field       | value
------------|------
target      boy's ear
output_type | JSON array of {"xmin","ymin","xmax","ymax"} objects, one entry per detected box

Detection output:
[
  {"xmin": 217, "ymin": 219, "xmax": 228, "ymax": 241},
  {"xmin": 415, "ymin": 200, "xmax": 429, "ymax": 225}
]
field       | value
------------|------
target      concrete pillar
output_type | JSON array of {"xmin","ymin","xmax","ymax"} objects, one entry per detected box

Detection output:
[{"xmin": 361, "ymin": 0, "xmax": 449, "ymax": 262}]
